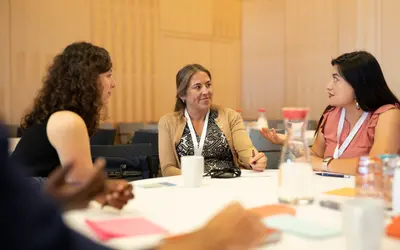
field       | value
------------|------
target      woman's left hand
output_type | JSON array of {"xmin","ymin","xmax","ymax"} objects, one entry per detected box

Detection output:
[{"xmin": 248, "ymin": 150, "xmax": 267, "ymax": 171}]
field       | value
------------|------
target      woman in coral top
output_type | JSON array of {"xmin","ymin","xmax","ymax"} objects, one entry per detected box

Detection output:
[{"xmin": 261, "ymin": 51, "xmax": 400, "ymax": 175}]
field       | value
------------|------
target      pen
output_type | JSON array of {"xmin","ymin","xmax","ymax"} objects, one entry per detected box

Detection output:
[
  {"xmin": 315, "ymin": 172, "xmax": 350, "ymax": 178},
  {"xmin": 248, "ymin": 150, "xmax": 255, "ymax": 170},
  {"xmin": 319, "ymin": 200, "xmax": 341, "ymax": 210}
]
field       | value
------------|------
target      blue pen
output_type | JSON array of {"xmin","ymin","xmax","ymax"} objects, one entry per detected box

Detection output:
[{"xmin": 315, "ymin": 172, "xmax": 350, "ymax": 178}]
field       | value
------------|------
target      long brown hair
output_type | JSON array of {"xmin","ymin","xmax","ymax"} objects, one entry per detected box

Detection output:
[
  {"xmin": 21, "ymin": 42, "xmax": 112, "ymax": 135},
  {"xmin": 174, "ymin": 64, "xmax": 212, "ymax": 112}
]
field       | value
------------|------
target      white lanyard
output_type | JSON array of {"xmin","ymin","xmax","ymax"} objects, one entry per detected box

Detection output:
[
  {"xmin": 333, "ymin": 108, "xmax": 369, "ymax": 159},
  {"xmin": 184, "ymin": 109, "xmax": 210, "ymax": 156}
]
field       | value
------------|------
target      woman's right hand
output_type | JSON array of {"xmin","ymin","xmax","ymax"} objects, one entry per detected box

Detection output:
[
  {"xmin": 260, "ymin": 128, "xmax": 286, "ymax": 145},
  {"xmin": 198, "ymin": 202, "xmax": 266, "ymax": 250},
  {"xmin": 158, "ymin": 202, "xmax": 266, "ymax": 250}
]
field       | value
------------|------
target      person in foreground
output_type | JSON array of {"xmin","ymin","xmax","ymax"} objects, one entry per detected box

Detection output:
[
  {"xmin": 158, "ymin": 64, "xmax": 267, "ymax": 176},
  {"xmin": 260, "ymin": 51, "xmax": 400, "ymax": 175},
  {"xmin": 9, "ymin": 42, "xmax": 133, "ymax": 209},
  {"xmin": 0, "ymin": 126, "xmax": 266, "ymax": 250}
]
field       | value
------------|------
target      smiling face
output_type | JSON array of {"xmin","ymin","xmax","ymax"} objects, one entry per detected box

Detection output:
[
  {"xmin": 180, "ymin": 71, "xmax": 213, "ymax": 112},
  {"xmin": 326, "ymin": 65, "xmax": 355, "ymax": 107},
  {"xmin": 98, "ymin": 69, "xmax": 116, "ymax": 105}
]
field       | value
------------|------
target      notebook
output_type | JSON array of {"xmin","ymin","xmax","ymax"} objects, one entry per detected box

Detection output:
[{"xmin": 86, "ymin": 217, "xmax": 169, "ymax": 241}]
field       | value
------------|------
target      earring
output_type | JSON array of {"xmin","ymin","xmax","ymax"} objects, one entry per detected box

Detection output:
[{"xmin": 356, "ymin": 101, "xmax": 360, "ymax": 110}]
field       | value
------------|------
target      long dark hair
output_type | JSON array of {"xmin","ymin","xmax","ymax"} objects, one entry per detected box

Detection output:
[
  {"xmin": 174, "ymin": 64, "xmax": 212, "ymax": 112},
  {"xmin": 22, "ymin": 42, "xmax": 112, "ymax": 135},
  {"xmin": 315, "ymin": 51, "xmax": 400, "ymax": 132}
]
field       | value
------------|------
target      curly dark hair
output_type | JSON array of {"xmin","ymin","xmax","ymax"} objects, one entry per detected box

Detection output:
[{"xmin": 21, "ymin": 42, "xmax": 112, "ymax": 135}]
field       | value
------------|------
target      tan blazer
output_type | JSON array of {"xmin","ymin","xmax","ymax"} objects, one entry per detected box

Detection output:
[{"xmin": 158, "ymin": 107, "xmax": 266, "ymax": 176}]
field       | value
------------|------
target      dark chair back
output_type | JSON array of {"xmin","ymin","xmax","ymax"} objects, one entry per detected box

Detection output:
[
  {"xmin": 131, "ymin": 129, "xmax": 159, "ymax": 177},
  {"xmin": 6, "ymin": 124, "xmax": 21, "ymax": 138},
  {"xmin": 117, "ymin": 122, "xmax": 145, "ymax": 144},
  {"xmin": 268, "ymin": 120, "xmax": 284, "ymax": 130},
  {"xmin": 90, "ymin": 129, "xmax": 116, "ymax": 145},
  {"xmin": 91, "ymin": 143, "xmax": 153, "ymax": 181},
  {"xmin": 264, "ymin": 151, "xmax": 281, "ymax": 169},
  {"xmin": 249, "ymin": 129, "xmax": 282, "ymax": 152}
]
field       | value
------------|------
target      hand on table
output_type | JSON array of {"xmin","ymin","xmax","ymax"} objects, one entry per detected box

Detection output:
[
  {"xmin": 249, "ymin": 149, "xmax": 267, "ymax": 171},
  {"xmin": 200, "ymin": 202, "xmax": 266, "ymax": 249},
  {"xmin": 158, "ymin": 202, "xmax": 266, "ymax": 250}
]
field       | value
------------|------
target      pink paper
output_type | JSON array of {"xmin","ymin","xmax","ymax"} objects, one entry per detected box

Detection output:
[{"xmin": 86, "ymin": 217, "xmax": 169, "ymax": 241}]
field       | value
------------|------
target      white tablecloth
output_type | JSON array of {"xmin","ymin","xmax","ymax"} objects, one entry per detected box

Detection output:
[{"xmin": 63, "ymin": 170, "xmax": 400, "ymax": 250}]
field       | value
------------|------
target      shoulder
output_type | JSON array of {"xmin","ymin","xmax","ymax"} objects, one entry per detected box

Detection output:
[
  {"xmin": 372, "ymin": 104, "xmax": 400, "ymax": 116},
  {"xmin": 370, "ymin": 104, "xmax": 400, "ymax": 127},
  {"xmin": 47, "ymin": 111, "xmax": 88, "ymax": 138},
  {"xmin": 216, "ymin": 107, "xmax": 240, "ymax": 120},
  {"xmin": 158, "ymin": 111, "xmax": 183, "ymax": 128}
]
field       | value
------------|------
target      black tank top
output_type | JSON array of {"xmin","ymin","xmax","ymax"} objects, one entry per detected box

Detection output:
[{"xmin": 9, "ymin": 122, "xmax": 60, "ymax": 177}]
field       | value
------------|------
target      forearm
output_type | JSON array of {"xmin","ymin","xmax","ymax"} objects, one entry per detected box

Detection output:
[
  {"xmin": 311, "ymin": 155, "xmax": 358, "ymax": 175},
  {"xmin": 161, "ymin": 165, "xmax": 181, "ymax": 176}
]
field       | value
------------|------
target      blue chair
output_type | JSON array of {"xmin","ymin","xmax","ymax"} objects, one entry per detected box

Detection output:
[
  {"xmin": 90, "ymin": 129, "xmax": 116, "ymax": 145},
  {"xmin": 90, "ymin": 143, "xmax": 153, "ymax": 181},
  {"xmin": 131, "ymin": 129, "xmax": 160, "ymax": 177}
]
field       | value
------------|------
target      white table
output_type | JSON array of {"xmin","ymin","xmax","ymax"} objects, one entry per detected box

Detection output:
[{"xmin": 63, "ymin": 170, "xmax": 400, "ymax": 250}]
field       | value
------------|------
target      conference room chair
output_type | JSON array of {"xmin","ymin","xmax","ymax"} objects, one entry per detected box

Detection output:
[
  {"xmin": 144, "ymin": 123, "xmax": 158, "ymax": 131},
  {"xmin": 268, "ymin": 120, "xmax": 284, "ymax": 130},
  {"xmin": 90, "ymin": 128, "xmax": 116, "ymax": 145},
  {"xmin": 98, "ymin": 122, "xmax": 114, "ymax": 129},
  {"xmin": 131, "ymin": 129, "xmax": 160, "ymax": 177},
  {"xmin": 90, "ymin": 143, "xmax": 153, "ymax": 181},
  {"xmin": 117, "ymin": 122, "xmax": 145, "ymax": 144},
  {"xmin": 6, "ymin": 124, "xmax": 21, "ymax": 138}
]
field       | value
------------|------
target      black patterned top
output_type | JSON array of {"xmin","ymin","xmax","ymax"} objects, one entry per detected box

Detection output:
[{"xmin": 176, "ymin": 110, "xmax": 234, "ymax": 173}]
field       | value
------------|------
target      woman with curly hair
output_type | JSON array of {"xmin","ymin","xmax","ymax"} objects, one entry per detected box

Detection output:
[{"xmin": 10, "ymin": 42, "xmax": 133, "ymax": 209}]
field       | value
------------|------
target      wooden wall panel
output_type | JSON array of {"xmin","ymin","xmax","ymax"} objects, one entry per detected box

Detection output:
[
  {"xmin": 90, "ymin": 0, "xmax": 158, "ymax": 123},
  {"xmin": 158, "ymin": 0, "xmax": 213, "ymax": 36},
  {"xmin": 211, "ymin": 40, "xmax": 242, "ymax": 111},
  {"xmin": 381, "ymin": 0, "xmax": 400, "ymax": 99},
  {"xmin": 284, "ymin": 0, "xmax": 338, "ymax": 120},
  {"xmin": 1, "ymin": 0, "xmax": 242, "ymax": 124},
  {"xmin": 8, "ymin": 0, "xmax": 90, "ymax": 124},
  {"xmin": 0, "ymin": 0, "xmax": 11, "ymax": 121},
  {"xmin": 241, "ymin": 0, "xmax": 285, "ymax": 119},
  {"xmin": 242, "ymin": 0, "xmax": 399, "ymax": 121}
]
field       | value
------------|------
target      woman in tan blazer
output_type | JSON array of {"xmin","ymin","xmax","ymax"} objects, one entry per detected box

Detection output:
[{"xmin": 158, "ymin": 64, "xmax": 267, "ymax": 176}]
